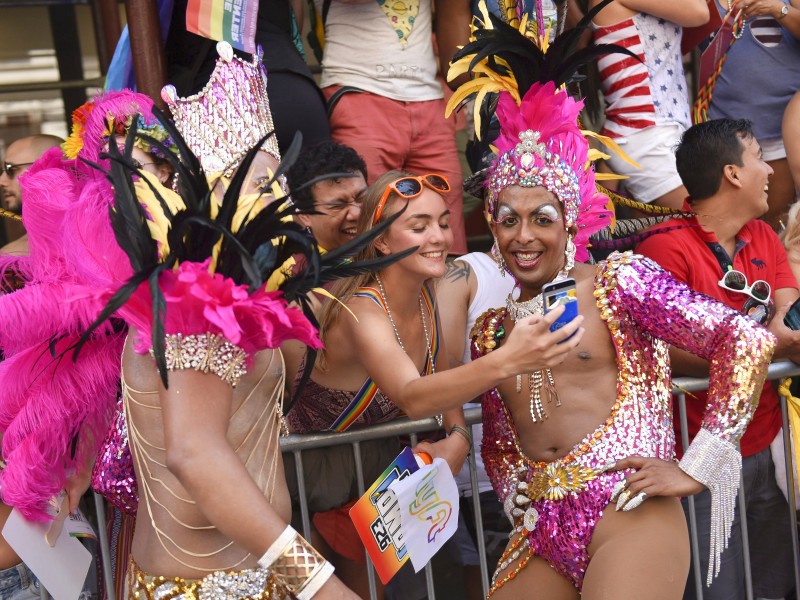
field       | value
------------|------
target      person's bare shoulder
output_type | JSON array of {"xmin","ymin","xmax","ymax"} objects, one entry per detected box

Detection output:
[
  {"xmin": 0, "ymin": 235, "xmax": 28, "ymax": 257},
  {"xmin": 437, "ymin": 258, "xmax": 476, "ymax": 301}
]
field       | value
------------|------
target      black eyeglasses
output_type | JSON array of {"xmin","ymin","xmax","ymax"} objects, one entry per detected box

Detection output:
[
  {"xmin": 2, "ymin": 162, "xmax": 34, "ymax": 178},
  {"xmin": 131, "ymin": 159, "xmax": 157, "ymax": 170},
  {"xmin": 317, "ymin": 199, "xmax": 362, "ymax": 213}
]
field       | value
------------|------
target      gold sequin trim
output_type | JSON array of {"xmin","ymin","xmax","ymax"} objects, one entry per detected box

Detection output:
[{"xmin": 161, "ymin": 333, "xmax": 248, "ymax": 387}]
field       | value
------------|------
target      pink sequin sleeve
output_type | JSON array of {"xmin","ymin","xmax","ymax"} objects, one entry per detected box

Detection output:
[
  {"xmin": 609, "ymin": 254, "xmax": 775, "ymax": 445},
  {"xmin": 607, "ymin": 252, "xmax": 776, "ymax": 584},
  {"xmin": 470, "ymin": 309, "xmax": 524, "ymax": 508}
]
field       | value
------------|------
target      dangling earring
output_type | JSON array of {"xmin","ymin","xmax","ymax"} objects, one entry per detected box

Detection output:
[
  {"xmin": 558, "ymin": 233, "xmax": 576, "ymax": 279},
  {"xmin": 491, "ymin": 238, "xmax": 507, "ymax": 277}
]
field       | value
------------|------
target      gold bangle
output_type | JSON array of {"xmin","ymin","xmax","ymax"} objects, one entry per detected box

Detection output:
[{"xmin": 257, "ymin": 526, "xmax": 334, "ymax": 599}]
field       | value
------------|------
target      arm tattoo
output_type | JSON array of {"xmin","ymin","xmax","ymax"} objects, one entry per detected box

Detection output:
[{"xmin": 444, "ymin": 260, "xmax": 471, "ymax": 283}]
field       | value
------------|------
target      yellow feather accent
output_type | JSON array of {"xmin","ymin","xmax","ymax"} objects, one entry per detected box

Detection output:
[
  {"xmin": 583, "ymin": 130, "xmax": 641, "ymax": 169},
  {"xmin": 264, "ymin": 256, "xmax": 295, "ymax": 291},
  {"xmin": 518, "ymin": 13, "xmax": 529, "ymax": 36},
  {"xmin": 133, "ymin": 172, "xmax": 187, "ymax": 261},
  {"xmin": 595, "ymin": 172, "xmax": 629, "ymax": 181},
  {"xmin": 312, "ymin": 287, "xmax": 359, "ymax": 322},
  {"xmin": 587, "ymin": 148, "xmax": 610, "ymax": 161},
  {"xmin": 446, "ymin": 56, "xmax": 473, "ymax": 83},
  {"xmin": 605, "ymin": 195, "xmax": 616, "ymax": 229},
  {"xmin": 478, "ymin": 0, "xmax": 492, "ymax": 26},
  {"xmin": 497, "ymin": 0, "xmax": 518, "ymax": 28},
  {"xmin": 446, "ymin": 77, "xmax": 507, "ymax": 119}
]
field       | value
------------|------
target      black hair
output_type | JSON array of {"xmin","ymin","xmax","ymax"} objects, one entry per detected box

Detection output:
[
  {"xmin": 675, "ymin": 118, "xmax": 754, "ymax": 202},
  {"xmin": 286, "ymin": 141, "xmax": 368, "ymax": 207}
]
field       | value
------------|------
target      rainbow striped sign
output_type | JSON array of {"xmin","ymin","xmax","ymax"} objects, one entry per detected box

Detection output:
[
  {"xmin": 186, "ymin": 0, "xmax": 259, "ymax": 54},
  {"xmin": 349, "ymin": 448, "xmax": 422, "ymax": 584}
]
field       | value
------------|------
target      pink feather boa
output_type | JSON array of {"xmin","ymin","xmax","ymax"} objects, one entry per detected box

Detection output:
[{"xmin": 0, "ymin": 333, "xmax": 123, "ymax": 521}]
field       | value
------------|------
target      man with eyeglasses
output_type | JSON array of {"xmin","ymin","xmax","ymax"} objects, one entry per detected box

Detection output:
[
  {"xmin": 0, "ymin": 134, "xmax": 63, "ymax": 256},
  {"xmin": 287, "ymin": 140, "xmax": 368, "ymax": 253},
  {"xmin": 637, "ymin": 118, "xmax": 797, "ymax": 600}
]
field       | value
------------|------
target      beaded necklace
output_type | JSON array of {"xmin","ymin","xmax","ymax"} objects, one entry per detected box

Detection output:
[
  {"xmin": 375, "ymin": 274, "xmax": 443, "ymax": 426},
  {"xmin": 505, "ymin": 292, "xmax": 561, "ymax": 425},
  {"xmin": 727, "ymin": 0, "xmax": 746, "ymax": 39}
]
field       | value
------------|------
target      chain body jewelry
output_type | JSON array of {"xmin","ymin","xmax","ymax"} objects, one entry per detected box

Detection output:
[
  {"xmin": 488, "ymin": 525, "xmax": 533, "ymax": 597},
  {"xmin": 375, "ymin": 274, "xmax": 443, "ymax": 427}
]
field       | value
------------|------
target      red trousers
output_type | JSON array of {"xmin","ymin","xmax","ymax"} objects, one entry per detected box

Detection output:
[{"xmin": 324, "ymin": 86, "xmax": 467, "ymax": 255}]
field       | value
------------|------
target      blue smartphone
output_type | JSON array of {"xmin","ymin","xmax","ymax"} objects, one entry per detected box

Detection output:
[{"xmin": 542, "ymin": 278, "xmax": 578, "ymax": 339}]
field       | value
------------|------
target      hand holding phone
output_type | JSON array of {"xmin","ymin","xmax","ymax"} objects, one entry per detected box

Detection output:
[{"xmin": 543, "ymin": 278, "xmax": 579, "ymax": 340}]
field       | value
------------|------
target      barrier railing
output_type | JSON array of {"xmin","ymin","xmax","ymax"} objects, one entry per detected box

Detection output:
[
  {"xmin": 280, "ymin": 360, "xmax": 800, "ymax": 600},
  {"xmin": 675, "ymin": 360, "xmax": 800, "ymax": 600},
  {"xmin": 82, "ymin": 361, "xmax": 800, "ymax": 599}
]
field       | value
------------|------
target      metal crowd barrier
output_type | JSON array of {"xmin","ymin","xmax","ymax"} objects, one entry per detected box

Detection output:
[
  {"xmin": 84, "ymin": 361, "xmax": 800, "ymax": 599},
  {"xmin": 676, "ymin": 360, "xmax": 800, "ymax": 600}
]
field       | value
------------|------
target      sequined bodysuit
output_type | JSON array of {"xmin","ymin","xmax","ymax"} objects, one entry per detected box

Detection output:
[{"xmin": 471, "ymin": 253, "xmax": 775, "ymax": 590}]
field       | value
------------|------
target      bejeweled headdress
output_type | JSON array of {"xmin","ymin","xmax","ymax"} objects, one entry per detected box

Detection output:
[
  {"xmin": 62, "ymin": 90, "xmax": 176, "ymax": 164},
  {"xmin": 446, "ymin": 1, "xmax": 641, "ymax": 261},
  {"xmin": 489, "ymin": 82, "xmax": 590, "ymax": 231},
  {"xmin": 161, "ymin": 41, "xmax": 280, "ymax": 175}
]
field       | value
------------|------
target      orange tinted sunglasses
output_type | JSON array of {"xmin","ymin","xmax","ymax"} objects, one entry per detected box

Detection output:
[{"xmin": 373, "ymin": 174, "xmax": 451, "ymax": 224}]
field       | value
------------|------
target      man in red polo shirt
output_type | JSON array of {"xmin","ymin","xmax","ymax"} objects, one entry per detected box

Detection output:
[{"xmin": 638, "ymin": 118, "xmax": 798, "ymax": 600}]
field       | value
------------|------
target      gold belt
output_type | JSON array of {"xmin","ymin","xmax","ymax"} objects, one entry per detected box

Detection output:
[{"xmin": 522, "ymin": 462, "xmax": 602, "ymax": 502}]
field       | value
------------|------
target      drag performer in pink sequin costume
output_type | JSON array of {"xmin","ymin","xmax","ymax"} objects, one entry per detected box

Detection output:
[
  {"xmin": 472, "ymin": 253, "xmax": 775, "ymax": 594},
  {"xmin": 449, "ymin": 6, "xmax": 776, "ymax": 598}
]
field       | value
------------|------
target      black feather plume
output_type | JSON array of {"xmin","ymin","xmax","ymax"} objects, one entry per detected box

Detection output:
[{"xmin": 77, "ymin": 111, "xmax": 411, "ymax": 388}]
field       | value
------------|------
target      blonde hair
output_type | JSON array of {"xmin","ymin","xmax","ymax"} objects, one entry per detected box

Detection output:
[
  {"xmin": 316, "ymin": 170, "xmax": 416, "ymax": 370},
  {"xmin": 781, "ymin": 201, "xmax": 800, "ymax": 265}
]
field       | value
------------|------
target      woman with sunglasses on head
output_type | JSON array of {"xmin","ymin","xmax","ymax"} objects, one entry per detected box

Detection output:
[
  {"xmin": 448, "ymin": 16, "xmax": 778, "ymax": 600},
  {"xmin": 284, "ymin": 169, "xmax": 584, "ymax": 598}
]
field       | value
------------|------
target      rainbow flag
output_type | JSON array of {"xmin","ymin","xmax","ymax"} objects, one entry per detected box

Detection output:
[{"xmin": 186, "ymin": 0, "xmax": 260, "ymax": 54}]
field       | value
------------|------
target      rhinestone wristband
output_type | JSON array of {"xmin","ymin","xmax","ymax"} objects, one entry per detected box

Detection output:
[
  {"xmin": 679, "ymin": 428, "xmax": 742, "ymax": 586},
  {"xmin": 257, "ymin": 526, "xmax": 334, "ymax": 599}
]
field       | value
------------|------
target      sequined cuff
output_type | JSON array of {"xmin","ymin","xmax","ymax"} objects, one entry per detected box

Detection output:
[
  {"xmin": 160, "ymin": 333, "xmax": 248, "ymax": 387},
  {"xmin": 258, "ymin": 526, "xmax": 334, "ymax": 599},
  {"xmin": 679, "ymin": 428, "xmax": 742, "ymax": 586}
]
